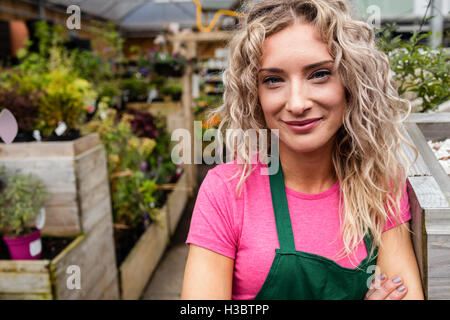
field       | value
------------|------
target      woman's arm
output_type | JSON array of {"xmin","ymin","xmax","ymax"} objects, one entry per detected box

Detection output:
[
  {"xmin": 181, "ymin": 244, "xmax": 234, "ymax": 299},
  {"xmin": 375, "ymin": 222, "xmax": 424, "ymax": 299}
]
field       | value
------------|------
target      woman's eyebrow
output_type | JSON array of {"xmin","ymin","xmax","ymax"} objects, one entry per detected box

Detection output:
[{"xmin": 258, "ymin": 60, "xmax": 334, "ymax": 74}]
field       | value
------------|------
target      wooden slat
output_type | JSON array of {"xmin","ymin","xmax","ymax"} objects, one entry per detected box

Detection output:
[
  {"xmin": 400, "ymin": 125, "xmax": 431, "ymax": 176},
  {"xmin": 427, "ymin": 233, "xmax": 450, "ymax": 280},
  {"xmin": 78, "ymin": 175, "xmax": 110, "ymax": 221},
  {"xmin": 408, "ymin": 176, "xmax": 449, "ymax": 208},
  {"xmin": 0, "ymin": 260, "xmax": 52, "ymax": 296},
  {"xmin": 75, "ymin": 145, "xmax": 106, "ymax": 184},
  {"xmin": 0, "ymin": 292, "xmax": 52, "ymax": 300},
  {"xmin": 0, "ymin": 158, "xmax": 77, "ymax": 191},
  {"xmin": 98, "ymin": 274, "xmax": 120, "ymax": 300},
  {"xmin": 119, "ymin": 207, "xmax": 169, "ymax": 300},
  {"xmin": 428, "ymin": 277, "xmax": 450, "ymax": 300},
  {"xmin": 404, "ymin": 122, "xmax": 450, "ymax": 202},
  {"xmin": 73, "ymin": 133, "xmax": 101, "ymax": 156},
  {"xmin": 0, "ymin": 141, "xmax": 74, "ymax": 158},
  {"xmin": 407, "ymin": 180, "xmax": 427, "ymax": 293},
  {"xmin": 41, "ymin": 203, "xmax": 81, "ymax": 236},
  {"xmin": 51, "ymin": 215, "xmax": 119, "ymax": 300},
  {"xmin": 80, "ymin": 197, "xmax": 112, "ymax": 235},
  {"xmin": 406, "ymin": 112, "xmax": 450, "ymax": 123},
  {"xmin": 167, "ymin": 172, "xmax": 190, "ymax": 235}
]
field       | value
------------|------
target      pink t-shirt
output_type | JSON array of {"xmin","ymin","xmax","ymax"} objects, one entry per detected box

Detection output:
[{"xmin": 185, "ymin": 160, "xmax": 412, "ymax": 300}]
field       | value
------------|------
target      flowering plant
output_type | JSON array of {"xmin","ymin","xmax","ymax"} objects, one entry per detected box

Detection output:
[{"xmin": 148, "ymin": 51, "xmax": 187, "ymax": 77}]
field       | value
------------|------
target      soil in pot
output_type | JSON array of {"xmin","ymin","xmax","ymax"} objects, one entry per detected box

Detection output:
[
  {"xmin": 0, "ymin": 235, "xmax": 74, "ymax": 260},
  {"xmin": 12, "ymin": 132, "xmax": 35, "ymax": 143},
  {"xmin": 113, "ymin": 224, "xmax": 146, "ymax": 266},
  {"xmin": 46, "ymin": 129, "xmax": 81, "ymax": 142}
]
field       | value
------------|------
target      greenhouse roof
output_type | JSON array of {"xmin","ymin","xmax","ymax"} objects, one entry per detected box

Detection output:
[{"xmin": 46, "ymin": 0, "xmax": 242, "ymax": 31}]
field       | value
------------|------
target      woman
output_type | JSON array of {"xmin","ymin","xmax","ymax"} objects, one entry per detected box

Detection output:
[{"xmin": 182, "ymin": 0, "xmax": 424, "ymax": 300}]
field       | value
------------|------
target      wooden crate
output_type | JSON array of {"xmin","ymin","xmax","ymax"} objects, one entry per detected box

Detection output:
[
  {"xmin": 0, "ymin": 133, "xmax": 120, "ymax": 299},
  {"xmin": 118, "ymin": 171, "xmax": 191, "ymax": 300},
  {"xmin": 0, "ymin": 230, "xmax": 119, "ymax": 299},
  {"xmin": 403, "ymin": 112, "xmax": 450, "ymax": 299},
  {"xmin": 0, "ymin": 133, "xmax": 111, "ymax": 236}
]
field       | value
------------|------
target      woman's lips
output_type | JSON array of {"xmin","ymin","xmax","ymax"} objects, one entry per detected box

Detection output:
[{"xmin": 282, "ymin": 118, "xmax": 322, "ymax": 133}]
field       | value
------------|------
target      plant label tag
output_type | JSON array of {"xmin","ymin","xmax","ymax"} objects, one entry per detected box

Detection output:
[
  {"xmin": 30, "ymin": 238, "xmax": 42, "ymax": 257},
  {"xmin": 33, "ymin": 130, "xmax": 42, "ymax": 142},
  {"xmin": 35, "ymin": 207, "xmax": 46, "ymax": 230},
  {"xmin": 55, "ymin": 122, "xmax": 67, "ymax": 136}
]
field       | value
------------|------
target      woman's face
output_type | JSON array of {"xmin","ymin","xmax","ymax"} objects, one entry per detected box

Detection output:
[{"xmin": 258, "ymin": 22, "xmax": 347, "ymax": 154}]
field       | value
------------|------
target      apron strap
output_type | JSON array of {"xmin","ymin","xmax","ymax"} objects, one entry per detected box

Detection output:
[{"xmin": 268, "ymin": 157, "xmax": 296, "ymax": 252}]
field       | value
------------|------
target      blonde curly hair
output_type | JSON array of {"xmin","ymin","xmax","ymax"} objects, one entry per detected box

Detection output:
[{"xmin": 207, "ymin": 0, "xmax": 419, "ymax": 262}]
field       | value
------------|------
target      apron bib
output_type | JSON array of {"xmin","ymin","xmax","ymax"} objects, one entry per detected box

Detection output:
[{"xmin": 254, "ymin": 158, "xmax": 378, "ymax": 300}]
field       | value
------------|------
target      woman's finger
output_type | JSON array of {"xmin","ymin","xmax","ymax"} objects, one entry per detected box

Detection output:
[
  {"xmin": 385, "ymin": 284, "xmax": 408, "ymax": 300},
  {"xmin": 364, "ymin": 274, "xmax": 387, "ymax": 299},
  {"xmin": 365, "ymin": 276, "xmax": 404, "ymax": 300}
]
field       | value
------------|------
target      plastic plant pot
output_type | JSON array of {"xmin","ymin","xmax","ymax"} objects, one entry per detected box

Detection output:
[{"xmin": 2, "ymin": 229, "xmax": 42, "ymax": 260}]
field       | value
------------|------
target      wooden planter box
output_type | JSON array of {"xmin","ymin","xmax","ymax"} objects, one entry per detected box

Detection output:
[
  {"xmin": 118, "ymin": 171, "xmax": 190, "ymax": 300},
  {"xmin": 0, "ymin": 216, "xmax": 119, "ymax": 299},
  {"xmin": 0, "ymin": 133, "xmax": 111, "ymax": 236},
  {"xmin": 403, "ymin": 112, "xmax": 450, "ymax": 299},
  {"xmin": 0, "ymin": 133, "xmax": 120, "ymax": 299}
]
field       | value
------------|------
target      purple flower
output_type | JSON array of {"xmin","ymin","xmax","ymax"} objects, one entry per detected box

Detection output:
[
  {"xmin": 157, "ymin": 156, "xmax": 163, "ymax": 166},
  {"xmin": 140, "ymin": 161, "xmax": 148, "ymax": 172},
  {"xmin": 139, "ymin": 67, "xmax": 149, "ymax": 75}
]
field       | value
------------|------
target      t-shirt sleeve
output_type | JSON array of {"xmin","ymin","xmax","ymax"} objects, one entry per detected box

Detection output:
[
  {"xmin": 382, "ymin": 182, "xmax": 412, "ymax": 232},
  {"xmin": 185, "ymin": 169, "xmax": 238, "ymax": 259}
]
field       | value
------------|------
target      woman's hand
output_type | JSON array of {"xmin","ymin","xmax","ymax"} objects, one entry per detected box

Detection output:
[{"xmin": 364, "ymin": 274, "xmax": 408, "ymax": 300}]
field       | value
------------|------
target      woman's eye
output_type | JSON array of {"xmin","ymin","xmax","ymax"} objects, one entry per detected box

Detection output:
[
  {"xmin": 312, "ymin": 70, "xmax": 331, "ymax": 80},
  {"xmin": 262, "ymin": 76, "xmax": 282, "ymax": 85}
]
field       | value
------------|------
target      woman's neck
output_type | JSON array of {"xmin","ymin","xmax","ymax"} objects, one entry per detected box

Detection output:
[{"xmin": 278, "ymin": 140, "xmax": 337, "ymax": 194}]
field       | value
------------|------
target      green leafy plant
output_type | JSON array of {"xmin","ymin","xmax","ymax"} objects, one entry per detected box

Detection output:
[
  {"xmin": 81, "ymin": 109, "xmax": 160, "ymax": 228},
  {"xmin": 149, "ymin": 51, "xmax": 187, "ymax": 77},
  {"xmin": 3, "ymin": 21, "xmax": 99, "ymax": 139},
  {"xmin": 376, "ymin": 20, "xmax": 450, "ymax": 112},
  {"xmin": 36, "ymin": 70, "xmax": 97, "ymax": 138},
  {"xmin": 0, "ymin": 168, "xmax": 49, "ymax": 237},
  {"xmin": 121, "ymin": 77, "xmax": 150, "ymax": 102}
]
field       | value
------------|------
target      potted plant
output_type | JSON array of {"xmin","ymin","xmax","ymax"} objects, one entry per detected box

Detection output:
[
  {"xmin": 0, "ymin": 168, "xmax": 49, "ymax": 260},
  {"xmin": 149, "ymin": 52, "xmax": 186, "ymax": 78},
  {"xmin": 120, "ymin": 77, "xmax": 150, "ymax": 103}
]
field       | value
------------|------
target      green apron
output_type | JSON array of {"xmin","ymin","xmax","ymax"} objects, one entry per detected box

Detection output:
[{"xmin": 254, "ymin": 158, "xmax": 378, "ymax": 300}]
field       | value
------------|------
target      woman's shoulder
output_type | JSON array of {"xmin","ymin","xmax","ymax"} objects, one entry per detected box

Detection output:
[{"xmin": 203, "ymin": 158, "xmax": 265, "ymax": 195}]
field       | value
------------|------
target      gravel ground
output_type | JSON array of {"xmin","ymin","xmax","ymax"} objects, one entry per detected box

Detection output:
[{"xmin": 428, "ymin": 138, "xmax": 450, "ymax": 175}]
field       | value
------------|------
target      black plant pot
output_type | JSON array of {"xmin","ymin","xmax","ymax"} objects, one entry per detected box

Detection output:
[
  {"xmin": 46, "ymin": 129, "xmax": 81, "ymax": 142},
  {"xmin": 171, "ymin": 92, "xmax": 182, "ymax": 101},
  {"xmin": 11, "ymin": 132, "xmax": 35, "ymax": 143},
  {"xmin": 154, "ymin": 63, "xmax": 184, "ymax": 77}
]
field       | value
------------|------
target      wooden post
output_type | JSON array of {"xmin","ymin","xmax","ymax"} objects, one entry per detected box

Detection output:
[
  {"xmin": 182, "ymin": 40, "xmax": 198, "ymax": 196},
  {"xmin": 168, "ymin": 31, "xmax": 235, "ymax": 195}
]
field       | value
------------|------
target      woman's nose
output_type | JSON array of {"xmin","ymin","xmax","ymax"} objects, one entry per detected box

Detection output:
[{"xmin": 285, "ymin": 79, "xmax": 312, "ymax": 114}]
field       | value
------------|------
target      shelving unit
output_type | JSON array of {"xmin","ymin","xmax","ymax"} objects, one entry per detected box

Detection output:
[{"xmin": 196, "ymin": 54, "xmax": 228, "ymax": 96}]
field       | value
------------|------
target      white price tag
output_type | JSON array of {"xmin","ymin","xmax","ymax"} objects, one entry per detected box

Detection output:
[
  {"xmin": 29, "ymin": 238, "xmax": 42, "ymax": 257},
  {"xmin": 55, "ymin": 122, "xmax": 67, "ymax": 136},
  {"xmin": 35, "ymin": 207, "xmax": 46, "ymax": 230},
  {"xmin": 33, "ymin": 130, "xmax": 42, "ymax": 142}
]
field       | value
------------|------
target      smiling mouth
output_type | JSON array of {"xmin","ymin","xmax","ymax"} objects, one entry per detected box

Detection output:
[
  {"xmin": 282, "ymin": 118, "xmax": 323, "ymax": 132},
  {"xmin": 282, "ymin": 118, "xmax": 323, "ymax": 125}
]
